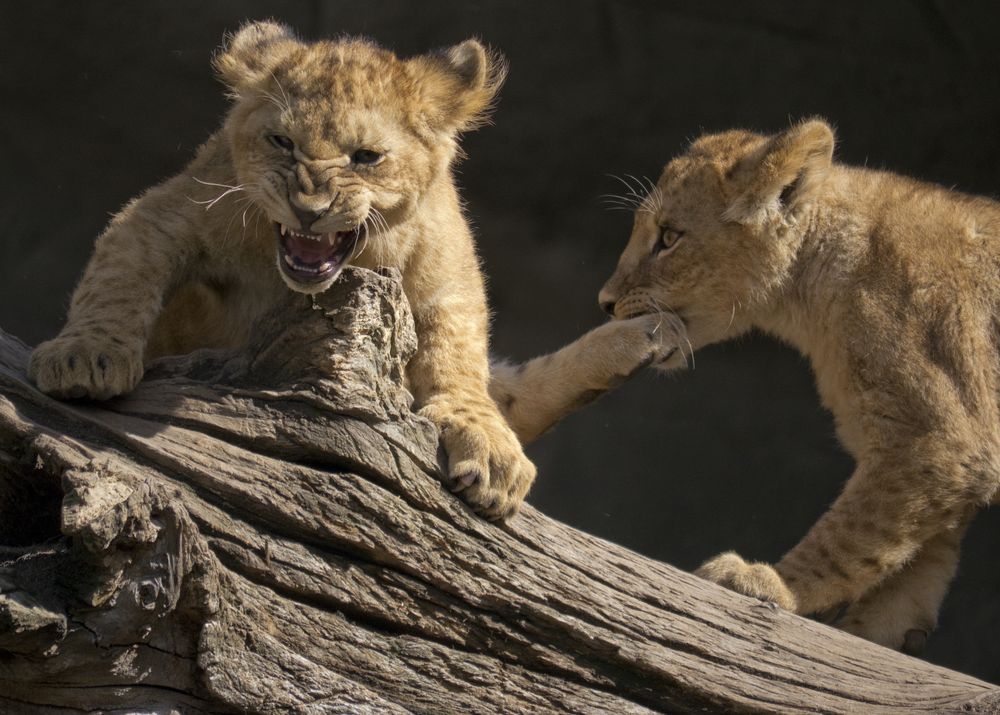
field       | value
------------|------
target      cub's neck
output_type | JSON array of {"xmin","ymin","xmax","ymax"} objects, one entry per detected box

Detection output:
[{"xmin": 750, "ymin": 169, "xmax": 862, "ymax": 361}]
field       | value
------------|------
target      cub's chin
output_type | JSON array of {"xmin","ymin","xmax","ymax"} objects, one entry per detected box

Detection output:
[{"xmin": 274, "ymin": 223, "xmax": 361, "ymax": 294}]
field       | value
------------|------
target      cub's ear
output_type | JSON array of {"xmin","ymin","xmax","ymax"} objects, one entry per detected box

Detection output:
[
  {"xmin": 213, "ymin": 20, "xmax": 301, "ymax": 93},
  {"xmin": 724, "ymin": 119, "xmax": 835, "ymax": 224},
  {"xmin": 411, "ymin": 39, "xmax": 507, "ymax": 133}
]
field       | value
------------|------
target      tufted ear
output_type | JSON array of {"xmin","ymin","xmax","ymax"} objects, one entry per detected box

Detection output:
[
  {"xmin": 723, "ymin": 119, "xmax": 835, "ymax": 224},
  {"xmin": 410, "ymin": 39, "xmax": 507, "ymax": 133},
  {"xmin": 213, "ymin": 20, "xmax": 302, "ymax": 93}
]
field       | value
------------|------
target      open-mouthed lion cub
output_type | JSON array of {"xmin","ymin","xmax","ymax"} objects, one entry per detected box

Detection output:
[
  {"xmin": 599, "ymin": 118, "xmax": 1000, "ymax": 651},
  {"xmin": 30, "ymin": 22, "xmax": 546, "ymax": 518}
]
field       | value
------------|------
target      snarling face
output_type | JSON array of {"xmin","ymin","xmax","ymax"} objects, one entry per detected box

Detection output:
[
  {"xmin": 598, "ymin": 121, "xmax": 835, "ymax": 367},
  {"xmin": 214, "ymin": 22, "xmax": 504, "ymax": 293}
]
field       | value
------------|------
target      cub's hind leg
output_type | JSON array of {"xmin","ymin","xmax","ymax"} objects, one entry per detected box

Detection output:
[
  {"xmin": 491, "ymin": 314, "xmax": 680, "ymax": 445},
  {"xmin": 837, "ymin": 516, "xmax": 970, "ymax": 652}
]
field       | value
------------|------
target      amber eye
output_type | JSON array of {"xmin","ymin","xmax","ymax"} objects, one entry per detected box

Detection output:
[
  {"xmin": 267, "ymin": 134, "xmax": 294, "ymax": 152},
  {"xmin": 658, "ymin": 226, "xmax": 685, "ymax": 255},
  {"xmin": 352, "ymin": 148, "xmax": 383, "ymax": 165}
]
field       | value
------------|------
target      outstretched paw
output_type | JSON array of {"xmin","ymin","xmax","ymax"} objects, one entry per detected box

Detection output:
[
  {"xmin": 603, "ymin": 313, "xmax": 684, "ymax": 370},
  {"xmin": 695, "ymin": 551, "xmax": 797, "ymax": 611},
  {"xmin": 421, "ymin": 400, "xmax": 536, "ymax": 521},
  {"xmin": 29, "ymin": 333, "xmax": 143, "ymax": 400}
]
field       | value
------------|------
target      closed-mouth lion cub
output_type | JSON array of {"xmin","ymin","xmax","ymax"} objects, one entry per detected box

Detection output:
[
  {"xmin": 599, "ymin": 118, "xmax": 1000, "ymax": 651},
  {"xmin": 30, "ymin": 22, "xmax": 545, "ymax": 519}
]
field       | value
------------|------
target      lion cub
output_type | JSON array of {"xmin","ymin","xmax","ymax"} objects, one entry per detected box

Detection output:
[
  {"xmin": 29, "ymin": 22, "xmax": 536, "ymax": 519},
  {"xmin": 599, "ymin": 119, "xmax": 1000, "ymax": 650}
]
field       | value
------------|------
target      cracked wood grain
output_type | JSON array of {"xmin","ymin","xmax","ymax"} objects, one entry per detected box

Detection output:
[{"xmin": 0, "ymin": 267, "xmax": 997, "ymax": 714}]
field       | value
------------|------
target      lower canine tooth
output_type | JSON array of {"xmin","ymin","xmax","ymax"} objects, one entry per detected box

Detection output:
[{"xmin": 283, "ymin": 254, "xmax": 295, "ymax": 267}]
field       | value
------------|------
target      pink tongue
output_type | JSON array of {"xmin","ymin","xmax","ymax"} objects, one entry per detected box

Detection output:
[{"xmin": 288, "ymin": 235, "xmax": 334, "ymax": 263}]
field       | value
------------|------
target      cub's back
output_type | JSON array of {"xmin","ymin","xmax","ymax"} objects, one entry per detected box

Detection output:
[{"xmin": 834, "ymin": 166, "xmax": 1000, "ymax": 303}]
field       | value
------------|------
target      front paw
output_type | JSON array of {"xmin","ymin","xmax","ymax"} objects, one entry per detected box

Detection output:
[
  {"xmin": 837, "ymin": 597, "xmax": 935, "ymax": 654},
  {"xmin": 421, "ymin": 401, "xmax": 536, "ymax": 521},
  {"xmin": 29, "ymin": 334, "xmax": 143, "ymax": 400},
  {"xmin": 696, "ymin": 551, "xmax": 797, "ymax": 611},
  {"xmin": 604, "ymin": 313, "xmax": 684, "ymax": 370}
]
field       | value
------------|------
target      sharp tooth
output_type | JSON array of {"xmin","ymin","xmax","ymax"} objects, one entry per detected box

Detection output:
[
  {"xmin": 326, "ymin": 234, "xmax": 336, "ymax": 245},
  {"xmin": 283, "ymin": 254, "xmax": 295, "ymax": 266},
  {"xmin": 280, "ymin": 224, "xmax": 288, "ymax": 236}
]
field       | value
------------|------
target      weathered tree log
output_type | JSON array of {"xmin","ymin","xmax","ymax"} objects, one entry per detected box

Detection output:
[{"xmin": 0, "ymin": 268, "xmax": 997, "ymax": 714}]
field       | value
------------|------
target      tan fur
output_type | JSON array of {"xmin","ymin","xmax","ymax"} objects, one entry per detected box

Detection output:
[
  {"xmin": 598, "ymin": 118, "xmax": 1000, "ymax": 650},
  {"xmin": 491, "ymin": 314, "xmax": 682, "ymax": 444},
  {"xmin": 28, "ymin": 21, "xmax": 533, "ymax": 520}
]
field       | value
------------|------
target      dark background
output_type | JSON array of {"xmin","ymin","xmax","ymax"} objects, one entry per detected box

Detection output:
[{"xmin": 3, "ymin": 1, "xmax": 999, "ymax": 684}]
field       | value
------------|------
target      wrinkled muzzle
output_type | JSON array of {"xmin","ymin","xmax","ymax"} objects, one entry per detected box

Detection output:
[{"xmin": 269, "ymin": 175, "xmax": 373, "ymax": 292}]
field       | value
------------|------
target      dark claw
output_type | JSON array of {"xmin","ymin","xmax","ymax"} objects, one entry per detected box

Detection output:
[
  {"xmin": 655, "ymin": 347, "xmax": 679, "ymax": 365},
  {"xmin": 67, "ymin": 355, "xmax": 77, "ymax": 369},
  {"xmin": 486, "ymin": 501, "xmax": 516, "ymax": 523},
  {"xmin": 818, "ymin": 602, "xmax": 850, "ymax": 625},
  {"xmin": 902, "ymin": 629, "xmax": 928, "ymax": 656},
  {"xmin": 478, "ymin": 497, "xmax": 502, "ymax": 520},
  {"xmin": 96, "ymin": 354, "xmax": 109, "ymax": 372}
]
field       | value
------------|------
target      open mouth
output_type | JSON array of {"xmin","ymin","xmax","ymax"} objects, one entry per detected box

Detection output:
[{"xmin": 275, "ymin": 223, "xmax": 360, "ymax": 285}]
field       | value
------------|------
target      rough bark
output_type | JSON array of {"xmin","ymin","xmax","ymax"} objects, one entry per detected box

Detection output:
[{"xmin": 0, "ymin": 267, "xmax": 997, "ymax": 714}]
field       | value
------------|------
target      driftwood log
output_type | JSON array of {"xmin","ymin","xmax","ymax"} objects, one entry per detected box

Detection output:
[{"xmin": 1, "ymin": 268, "xmax": 998, "ymax": 714}]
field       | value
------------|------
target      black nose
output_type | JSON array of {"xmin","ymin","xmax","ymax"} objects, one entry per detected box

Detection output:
[
  {"xmin": 291, "ymin": 206, "xmax": 325, "ymax": 231},
  {"xmin": 600, "ymin": 300, "xmax": 616, "ymax": 316}
]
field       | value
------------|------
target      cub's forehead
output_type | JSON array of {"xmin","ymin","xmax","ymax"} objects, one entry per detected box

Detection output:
[
  {"xmin": 276, "ymin": 40, "xmax": 416, "ymax": 108},
  {"xmin": 687, "ymin": 129, "xmax": 764, "ymax": 161},
  {"xmin": 264, "ymin": 41, "xmax": 421, "ymax": 152},
  {"xmin": 654, "ymin": 156, "xmax": 730, "ymax": 219},
  {"xmin": 658, "ymin": 156, "xmax": 715, "ymax": 192},
  {"xmin": 659, "ymin": 129, "xmax": 767, "ymax": 190},
  {"xmin": 285, "ymin": 103, "xmax": 409, "ymax": 156}
]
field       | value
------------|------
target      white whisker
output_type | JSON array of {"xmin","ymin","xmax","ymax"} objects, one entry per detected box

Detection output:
[
  {"xmin": 269, "ymin": 71, "xmax": 291, "ymax": 113},
  {"xmin": 220, "ymin": 202, "xmax": 242, "ymax": 247},
  {"xmin": 192, "ymin": 177, "xmax": 243, "ymax": 190},
  {"xmin": 644, "ymin": 176, "xmax": 664, "ymax": 215},
  {"xmin": 260, "ymin": 92, "xmax": 288, "ymax": 114},
  {"xmin": 371, "ymin": 207, "xmax": 390, "ymax": 235},
  {"xmin": 189, "ymin": 177, "xmax": 246, "ymax": 212},
  {"xmin": 609, "ymin": 174, "xmax": 647, "ymax": 204},
  {"xmin": 353, "ymin": 219, "xmax": 371, "ymax": 261},
  {"xmin": 648, "ymin": 297, "xmax": 695, "ymax": 370},
  {"xmin": 598, "ymin": 193, "xmax": 641, "ymax": 205},
  {"xmin": 606, "ymin": 174, "xmax": 661, "ymax": 216},
  {"xmin": 624, "ymin": 174, "xmax": 647, "ymax": 196}
]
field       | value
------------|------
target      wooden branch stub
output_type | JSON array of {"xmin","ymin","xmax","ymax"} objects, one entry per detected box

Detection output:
[{"xmin": 1, "ymin": 267, "xmax": 998, "ymax": 714}]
